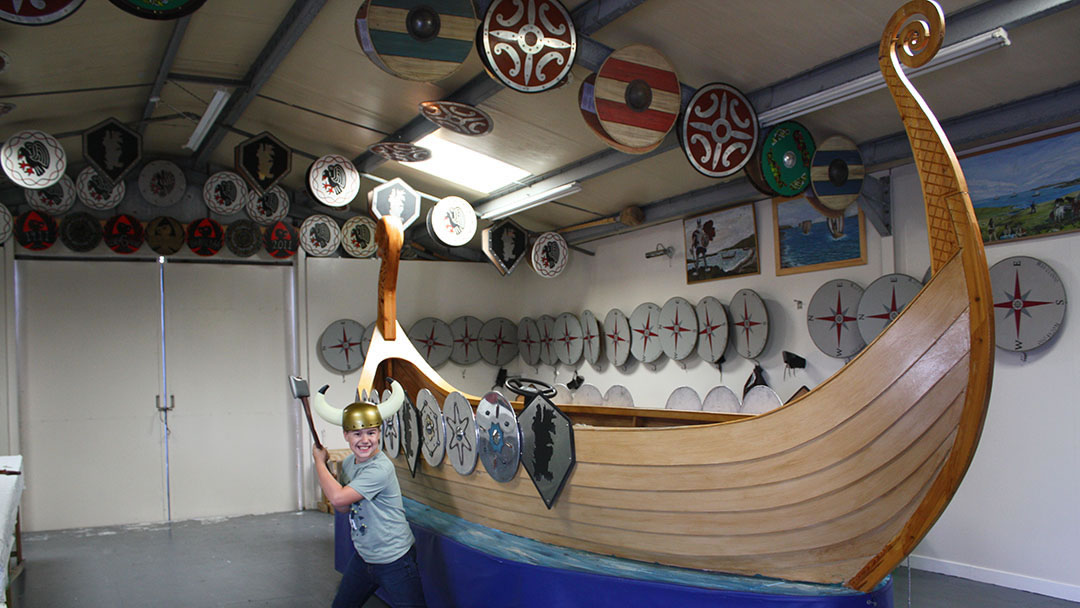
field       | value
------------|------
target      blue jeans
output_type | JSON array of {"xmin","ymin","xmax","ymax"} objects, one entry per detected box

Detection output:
[{"xmin": 332, "ymin": 545, "xmax": 427, "ymax": 608}]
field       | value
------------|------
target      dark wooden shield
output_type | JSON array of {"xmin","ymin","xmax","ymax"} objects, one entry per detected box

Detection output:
[
  {"xmin": 108, "ymin": 0, "xmax": 206, "ymax": 20},
  {"xmin": 145, "ymin": 216, "xmax": 185, "ymax": 255},
  {"xmin": 186, "ymin": 217, "xmax": 224, "ymax": 257},
  {"xmin": 594, "ymin": 45, "xmax": 680, "ymax": 149},
  {"xmin": 355, "ymin": 0, "xmax": 476, "ymax": 82},
  {"xmin": 680, "ymin": 82, "xmax": 759, "ymax": 178},
  {"xmin": 2, "ymin": 130, "xmax": 67, "ymax": 189},
  {"xmin": 578, "ymin": 73, "xmax": 662, "ymax": 155},
  {"xmin": 14, "ymin": 210, "xmax": 58, "ymax": 251},
  {"xmin": 367, "ymin": 142, "xmax": 431, "ymax": 163},
  {"xmin": 103, "ymin": 213, "xmax": 144, "ymax": 254},
  {"xmin": 479, "ymin": 0, "xmax": 576, "ymax": 93},
  {"xmin": 263, "ymin": 220, "xmax": 297, "ymax": 259},
  {"xmin": 83, "ymin": 118, "xmax": 141, "ymax": 188},
  {"xmin": 59, "ymin": 212, "xmax": 102, "ymax": 253},
  {"xmin": 419, "ymin": 100, "xmax": 494, "ymax": 136},
  {"xmin": 519, "ymin": 394, "xmax": 575, "ymax": 509},
  {"xmin": 225, "ymin": 219, "xmax": 262, "ymax": 258},
  {"xmin": 0, "ymin": 0, "xmax": 85, "ymax": 25},
  {"xmin": 234, "ymin": 131, "xmax": 291, "ymax": 194},
  {"xmin": 760, "ymin": 120, "xmax": 816, "ymax": 197}
]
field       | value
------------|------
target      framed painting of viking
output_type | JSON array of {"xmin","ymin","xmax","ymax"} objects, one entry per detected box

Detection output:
[{"xmin": 684, "ymin": 202, "xmax": 760, "ymax": 284}]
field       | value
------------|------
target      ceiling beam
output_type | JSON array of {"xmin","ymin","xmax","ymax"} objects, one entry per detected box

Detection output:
[
  {"xmin": 352, "ymin": 0, "xmax": 651, "ymax": 173},
  {"xmin": 191, "ymin": 0, "xmax": 328, "ymax": 167},
  {"xmin": 139, "ymin": 15, "xmax": 190, "ymax": 136}
]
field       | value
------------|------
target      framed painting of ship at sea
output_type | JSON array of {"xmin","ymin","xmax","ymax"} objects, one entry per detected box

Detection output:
[
  {"xmin": 960, "ymin": 125, "xmax": 1080, "ymax": 244},
  {"xmin": 773, "ymin": 195, "xmax": 866, "ymax": 276},
  {"xmin": 684, "ymin": 202, "xmax": 759, "ymax": 284}
]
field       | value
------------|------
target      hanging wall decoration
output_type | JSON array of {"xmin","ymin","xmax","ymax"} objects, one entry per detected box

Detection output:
[
  {"xmin": 658, "ymin": 296, "xmax": 697, "ymax": 361},
  {"xmin": 743, "ymin": 137, "xmax": 779, "ymax": 197},
  {"xmin": 684, "ymin": 202, "xmax": 759, "ymax": 283},
  {"xmin": 602, "ymin": 308, "xmax": 631, "ymax": 367},
  {"xmin": 318, "ymin": 319, "xmax": 366, "ymax": 373},
  {"xmin": 477, "ymin": 391, "xmax": 521, "ymax": 482},
  {"xmin": 579, "ymin": 309, "xmax": 602, "ymax": 366},
  {"xmin": 0, "ymin": 204, "xmax": 13, "ymax": 244},
  {"xmin": 407, "ymin": 317, "xmax": 453, "ymax": 367},
  {"xmin": 518, "ymin": 392, "xmax": 575, "ymax": 509},
  {"xmin": 367, "ymin": 142, "xmax": 432, "ymax": 163},
  {"xmin": 679, "ymin": 82, "xmax": 759, "ymax": 178},
  {"xmin": 83, "ymin": 117, "xmax": 141, "ymax": 188},
  {"xmin": 108, "ymin": 0, "xmax": 207, "ymax": 20},
  {"xmin": 419, "ymin": 101, "xmax": 494, "ymax": 136},
  {"xmin": 0, "ymin": 0, "xmax": 85, "ymax": 25},
  {"xmin": 481, "ymin": 218, "xmax": 528, "ymax": 276},
  {"xmin": 442, "ymin": 391, "xmax": 478, "ymax": 475},
  {"xmin": 478, "ymin": 0, "xmax": 576, "ymax": 93},
  {"xmin": 14, "ymin": 210, "xmax": 57, "ymax": 250},
  {"xmin": 102, "ymin": 213, "xmax": 144, "ymax": 254},
  {"xmin": 225, "ymin": 219, "xmax": 262, "ymax": 258},
  {"xmin": 426, "ymin": 196, "xmax": 476, "ymax": 247},
  {"xmin": 695, "ymin": 296, "xmax": 729, "ymax": 363},
  {"xmin": 299, "ymin": 214, "xmax": 341, "ymax": 257},
  {"xmin": 263, "ymin": 220, "xmax": 297, "ymax": 259},
  {"xmin": 24, "ymin": 174, "xmax": 76, "ymax": 215},
  {"xmin": 145, "ymin": 216, "xmax": 186, "ymax": 255},
  {"xmin": 308, "ymin": 154, "xmax": 360, "ymax": 208},
  {"xmin": 417, "ymin": 389, "xmax": 446, "ymax": 467},
  {"xmin": 340, "ymin": 215, "xmax": 377, "ymax": 258},
  {"xmin": 578, "ymin": 73, "xmax": 663, "ymax": 155},
  {"xmin": 856, "ymin": 273, "xmax": 923, "ymax": 344},
  {"xmin": 810, "ymin": 135, "xmax": 864, "ymax": 211},
  {"xmin": 449, "ymin": 315, "xmax": 484, "ymax": 365},
  {"xmin": 530, "ymin": 231, "xmax": 568, "ymax": 278},
  {"xmin": 185, "ymin": 217, "xmax": 224, "ymax": 257},
  {"xmin": 76, "ymin": 166, "xmax": 125, "ymax": 210},
  {"xmin": 517, "ymin": 317, "xmax": 542, "ymax": 367},
  {"xmin": 478, "ymin": 317, "xmax": 518, "ymax": 367},
  {"xmin": 245, "ymin": 185, "xmax": 290, "ymax": 226},
  {"xmin": 138, "ymin": 160, "xmax": 186, "ymax": 207},
  {"xmin": 628, "ymin": 302, "xmax": 662, "ymax": 364},
  {"xmin": 202, "ymin": 171, "xmax": 248, "ymax": 215},
  {"xmin": 235, "ymin": 131, "xmax": 291, "ymax": 195},
  {"xmin": 989, "ymin": 255, "xmax": 1067, "ymax": 352},
  {"xmin": 730, "ymin": 288, "xmax": 768, "ymax": 359},
  {"xmin": 59, "ymin": 212, "xmax": 102, "ymax": 253},
  {"xmin": 355, "ymin": 0, "xmax": 476, "ymax": 82},
  {"xmin": 594, "ymin": 45, "xmax": 680, "ymax": 150},
  {"xmin": 552, "ymin": 312, "xmax": 583, "ymax": 366},
  {"xmin": 760, "ymin": 121, "xmax": 815, "ymax": 197},
  {"xmin": 2, "ymin": 130, "xmax": 66, "ymax": 189},
  {"xmin": 400, "ymin": 393, "xmax": 422, "ymax": 477},
  {"xmin": 807, "ymin": 279, "xmax": 866, "ymax": 358},
  {"xmin": 537, "ymin": 315, "xmax": 557, "ymax": 366},
  {"xmin": 774, "ymin": 194, "xmax": 866, "ymax": 275},
  {"xmin": 369, "ymin": 177, "xmax": 421, "ymax": 229}
]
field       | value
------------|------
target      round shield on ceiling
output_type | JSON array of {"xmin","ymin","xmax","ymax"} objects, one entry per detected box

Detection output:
[
  {"xmin": 743, "ymin": 136, "xmax": 779, "ymax": 197},
  {"xmin": 103, "ymin": 213, "xmax": 144, "ymax": 254},
  {"xmin": 108, "ymin": 0, "xmax": 207, "ymax": 20},
  {"xmin": 245, "ymin": 185, "xmax": 290, "ymax": 226},
  {"xmin": 419, "ymin": 101, "xmax": 494, "ymax": 136},
  {"xmin": 426, "ymin": 196, "xmax": 476, "ymax": 248},
  {"xmin": 602, "ymin": 308, "xmax": 631, "ymax": 367},
  {"xmin": 476, "ymin": 391, "xmax": 521, "ymax": 483},
  {"xmin": 741, "ymin": 385, "xmax": 782, "ymax": 415},
  {"xmin": 530, "ymin": 232, "xmax": 568, "ymax": 278},
  {"xmin": 59, "ymin": 212, "xmax": 102, "ymax": 253},
  {"xmin": 517, "ymin": 317, "xmax": 542, "ymax": 367},
  {"xmin": 76, "ymin": 166, "xmax": 125, "ymax": 210},
  {"xmin": 0, "ymin": 204, "xmax": 13, "ymax": 244},
  {"xmin": 730, "ymin": 288, "xmax": 769, "ymax": 359},
  {"xmin": 400, "ymin": 392, "xmax": 422, "ymax": 477},
  {"xmin": 408, "ymin": 317, "xmax": 453, "ymax": 368},
  {"xmin": 263, "ymin": 220, "xmax": 297, "ymax": 259},
  {"xmin": 24, "ymin": 174, "xmax": 75, "ymax": 215},
  {"xmin": 479, "ymin": 317, "xmax": 518, "ymax": 367},
  {"xmin": 537, "ymin": 314, "xmax": 558, "ymax": 367},
  {"xmin": 299, "ymin": 214, "xmax": 341, "ymax": 257},
  {"xmin": 367, "ymin": 142, "xmax": 432, "ymax": 163},
  {"xmin": 340, "ymin": 215, "xmax": 378, "ymax": 258},
  {"xmin": 811, "ymin": 135, "xmax": 864, "ymax": 211},
  {"xmin": 595, "ymin": 45, "xmax": 680, "ymax": 150},
  {"xmin": 449, "ymin": 315, "xmax": 484, "ymax": 365},
  {"xmin": 479, "ymin": 0, "xmax": 576, "ymax": 93},
  {"xmin": 518, "ymin": 393, "xmax": 575, "ymax": 509},
  {"xmin": 578, "ymin": 73, "xmax": 663, "ymax": 155},
  {"xmin": 629, "ymin": 302, "xmax": 663, "ymax": 363},
  {"xmin": 989, "ymin": 256, "xmax": 1067, "ymax": 352},
  {"xmin": 695, "ymin": 296, "xmax": 729, "ymax": 363},
  {"xmin": 318, "ymin": 319, "xmax": 366, "ymax": 374},
  {"xmin": 225, "ymin": 219, "xmax": 262, "ymax": 258},
  {"xmin": 658, "ymin": 296, "xmax": 697, "ymax": 361},
  {"xmin": 552, "ymin": 312, "xmax": 583, "ymax": 366},
  {"xmin": 0, "ymin": 0, "xmax": 86, "ymax": 25},
  {"xmin": 355, "ymin": 0, "xmax": 476, "ymax": 82},
  {"xmin": 580, "ymin": 309, "xmax": 602, "ymax": 366},
  {"xmin": 14, "ymin": 210, "xmax": 57, "ymax": 251},
  {"xmin": 138, "ymin": 160, "xmax": 186, "ymax": 207},
  {"xmin": 202, "ymin": 171, "xmax": 248, "ymax": 215},
  {"xmin": 856, "ymin": 273, "xmax": 923, "ymax": 344},
  {"xmin": 760, "ymin": 121, "xmax": 816, "ymax": 197},
  {"xmin": 2, "ymin": 130, "xmax": 66, "ymax": 189},
  {"xmin": 145, "ymin": 216, "xmax": 185, "ymax": 255},
  {"xmin": 186, "ymin": 217, "xmax": 224, "ymax": 257},
  {"xmin": 807, "ymin": 278, "xmax": 866, "ymax": 358},
  {"xmin": 680, "ymin": 82, "xmax": 759, "ymax": 178},
  {"xmin": 442, "ymin": 391, "xmax": 478, "ymax": 475},
  {"xmin": 417, "ymin": 389, "xmax": 445, "ymax": 468},
  {"xmin": 308, "ymin": 155, "xmax": 360, "ymax": 208}
]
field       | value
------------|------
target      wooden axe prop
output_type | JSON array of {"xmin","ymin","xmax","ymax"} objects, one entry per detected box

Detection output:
[{"xmin": 289, "ymin": 376, "xmax": 323, "ymax": 450}]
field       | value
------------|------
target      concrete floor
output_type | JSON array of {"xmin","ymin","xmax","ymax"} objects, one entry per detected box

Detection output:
[{"xmin": 8, "ymin": 511, "xmax": 1078, "ymax": 608}]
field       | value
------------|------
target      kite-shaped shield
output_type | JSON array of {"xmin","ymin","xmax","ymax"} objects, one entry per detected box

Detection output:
[
  {"xmin": 481, "ymin": 218, "xmax": 528, "ymax": 276},
  {"xmin": 519, "ymin": 394, "xmax": 575, "ymax": 509}
]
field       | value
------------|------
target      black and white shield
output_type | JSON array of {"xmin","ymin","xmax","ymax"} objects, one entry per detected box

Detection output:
[
  {"xmin": 83, "ymin": 118, "xmax": 141, "ymax": 188},
  {"xmin": 481, "ymin": 218, "xmax": 528, "ymax": 276},
  {"xmin": 477, "ymin": 392, "xmax": 520, "ymax": 483},
  {"xmin": 442, "ymin": 392, "xmax": 478, "ymax": 475},
  {"xmin": 369, "ymin": 177, "xmax": 421, "ymax": 229},
  {"xmin": 235, "ymin": 131, "xmax": 291, "ymax": 195},
  {"xmin": 519, "ymin": 394, "xmax": 576, "ymax": 509},
  {"xmin": 400, "ymin": 392, "xmax": 423, "ymax": 477},
  {"xmin": 417, "ymin": 389, "xmax": 445, "ymax": 467}
]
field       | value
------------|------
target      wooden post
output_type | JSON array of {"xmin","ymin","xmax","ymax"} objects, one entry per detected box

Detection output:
[{"xmin": 375, "ymin": 215, "xmax": 403, "ymax": 340}]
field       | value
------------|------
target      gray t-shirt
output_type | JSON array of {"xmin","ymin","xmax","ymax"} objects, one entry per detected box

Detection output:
[{"xmin": 340, "ymin": 450, "xmax": 414, "ymax": 564}]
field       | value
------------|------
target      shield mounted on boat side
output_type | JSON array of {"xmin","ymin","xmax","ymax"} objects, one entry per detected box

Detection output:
[
  {"xmin": 400, "ymin": 391, "xmax": 423, "ymax": 477},
  {"xmin": 519, "ymin": 394, "xmax": 575, "ymax": 509},
  {"xmin": 442, "ymin": 392, "xmax": 478, "ymax": 475},
  {"xmin": 477, "ymin": 392, "xmax": 520, "ymax": 482},
  {"xmin": 417, "ymin": 389, "xmax": 445, "ymax": 467}
]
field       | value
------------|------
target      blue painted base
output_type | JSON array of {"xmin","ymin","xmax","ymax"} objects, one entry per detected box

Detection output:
[{"xmin": 334, "ymin": 500, "xmax": 893, "ymax": 608}]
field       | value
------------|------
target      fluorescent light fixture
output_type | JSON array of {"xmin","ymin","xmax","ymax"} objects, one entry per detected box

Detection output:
[
  {"xmin": 408, "ymin": 133, "xmax": 531, "ymax": 194},
  {"xmin": 476, "ymin": 181, "xmax": 582, "ymax": 221},
  {"xmin": 758, "ymin": 27, "xmax": 1010, "ymax": 126},
  {"xmin": 182, "ymin": 88, "xmax": 231, "ymax": 151}
]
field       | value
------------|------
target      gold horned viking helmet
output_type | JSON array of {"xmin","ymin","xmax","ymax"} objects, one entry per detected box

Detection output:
[{"xmin": 312, "ymin": 379, "xmax": 405, "ymax": 431}]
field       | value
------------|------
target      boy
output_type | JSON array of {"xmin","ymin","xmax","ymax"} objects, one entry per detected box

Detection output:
[{"xmin": 312, "ymin": 382, "xmax": 426, "ymax": 608}]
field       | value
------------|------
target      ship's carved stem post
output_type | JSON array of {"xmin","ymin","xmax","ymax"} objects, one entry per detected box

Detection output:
[{"xmin": 375, "ymin": 215, "xmax": 404, "ymax": 340}]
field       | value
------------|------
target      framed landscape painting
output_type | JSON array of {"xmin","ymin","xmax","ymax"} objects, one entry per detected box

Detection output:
[
  {"xmin": 773, "ymin": 195, "xmax": 866, "ymax": 276},
  {"xmin": 684, "ymin": 202, "xmax": 759, "ymax": 284},
  {"xmin": 960, "ymin": 126, "xmax": 1080, "ymax": 244}
]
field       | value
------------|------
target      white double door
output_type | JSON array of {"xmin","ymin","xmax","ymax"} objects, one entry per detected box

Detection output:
[{"xmin": 18, "ymin": 259, "xmax": 296, "ymax": 531}]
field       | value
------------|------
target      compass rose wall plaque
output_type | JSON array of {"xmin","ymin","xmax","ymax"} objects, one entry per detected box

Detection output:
[
  {"xmin": 478, "ymin": 0, "xmax": 576, "ymax": 93},
  {"xmin": 517, "ymin": 317, "xmax": 542, "ymax": 367},
  {"xmin": 730, "ymin": 288, "xmax": 769, "ymax": 359},
  {"xmin": 658, "ymin": 296, "xmax": 698, "ymax": 361},
  {"xmin": 408, "ymin": 317, "xmax": 453, "ymax": 367},
  {"xmin": 807, "ymin": 279, "xmax": 866, "ymax": 358},
  {"xmin": 552, "ymin": 312, "xmax": 583, "ymax": 366},
  {"xmin": 989, "ymin": 256, "xmax": 1066, "ymax": 352},
  {"xmin": 857, "ymin": 273, "xmax": 923, "ymax": 344},
  {"xmin": 580, "ymin": 309, "xmax": 602, "ymax": 366},
  {"xmin": 629, "ymin": 302, "xmax": 663, "ymax": 364},
  {"xmin": 537, "ymin": 315, "xmax": 557, "ymax": 366},
  {"xmin": 603, "ymin": 308, "xmax": 631, "ymax": 367},
  {"xmin": 479, "ymin": 317, "xmax": 518, "ymax": 366},
  {"xmin": 695, "ymin": 296, "xmax": 729, "ymax": 363},
  {"xmin": 318, "ymin": 319, "xmax": 366, "ymax": 373},
  {"xmin": 449, "ymin": 315, "xmax": 484, "ymax": 365}
]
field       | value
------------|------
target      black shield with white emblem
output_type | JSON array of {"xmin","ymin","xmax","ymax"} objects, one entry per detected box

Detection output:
[{"xmin": 519, "ymin": 394, "xmax": 575, "ymax": 509}]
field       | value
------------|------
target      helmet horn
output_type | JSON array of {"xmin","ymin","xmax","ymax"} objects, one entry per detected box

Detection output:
[
  {"xmin": 312, "ymin": 385, "xmax": 345, "ymax": 426},
  {"xmin": 378, "ymin": 379, "xmax": 405, "ymax": 421}
]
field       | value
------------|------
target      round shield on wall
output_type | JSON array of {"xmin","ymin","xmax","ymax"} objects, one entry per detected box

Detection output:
[
  {"xmin": 2, "ymin": 130, "xmax": 66, "ymax": 189},
  {"xmin": 807, "ymin": 279, "xmax": 866, "ymax": 358},
  {"xmin": 417, "ymin": 389, "xmax": 446, "ymax": 468},
  {"xmin": 477, "ymin": 391, "xmax": 521, "ymax": 483},
  {"xmin": 76, "ymin": 166, "xmax": 125, "ymax": 210},
  {"xmin": 318, "ymin": 319, "xmax": 366, "ymax": 373},
  {"xmin": 419, "ymin": 101, "xmax": 493, "ymax": 136},
  {"xmin": 108, "ymin": 0, "xmax": 207, "ymax": 20},
  {"xmin": 361, "ymin": 322, "xmax": 376, "ymax": 358},
  {"xmin": 517, "ymin": 317, "xmax": 542, "ymax": 367},
  {"xmin": 426, "ymin": 196, "xmax": 476, "ymax": 248},
  {"xmin": 857, "ymin": 273, "xmax": 923, "ymax": 344},
  {"xmin": 14, "ymin": 210, "xmax": 58, "ymax": 251},
  {"xmin": 552, "ymin": 312, "xmax": 583, "ymax": 366},
  {"xmin": 138, "ymin": 160, "xmax": 187, "ymax": 207},
  {"xmin": 59, "ymin": 212, "xmax": 102, "ymax": 253},
  {"xmin": 408, "ymin": 317, "xmax": 453, "ymax": 368},
  {"xmin": 602, "ymin": 308, "xmax": 631, "ymax": 367},
  {"xmin": 530, "ymin": 232, "xmax": 568, "ymax": 278},
  {"xmin": 202, "ymin": 171, "xmax": 248, "ymax": 215},
  {"xmin": 760, "ymin": 121, "xmax": 815, "ymax": 197},
  {"xmin": 580, "ymin": 309, "xmax": 602, "ymax": 366},
  {"xmin": 479, "ymin": 317, "xmax": 518, "ymax": 366},
  {"xmin": 103, "ymin": 213, "xmax": 144, "ymax": 254},
  {"xmin": 308, "ymin": 155, "xmax": 360, "ymax": 208},
  {"xmin": 0, "ymin": 0, "xmax": 86, "ymax": 25},
  {"xmin": 341, "ymin": 215, "xmax": 378, "ymax": 258},
  {"xmin": 299, "ymin": 214, "xmax": 341, "ymax": 257},
  {"xmin": 810, "ymin": 135, "xmax": 864, "ymax": 211},
  {"xmin": 145, "ymin": 216, "xmax": 185, "ymax": 255},
  {"xmin": 0, "ymin": 204, "xmax": 14, "ymax": 244},
  {"xmin": 658, "ymin": 296, "xmax": 697, "ymax": 361},
  {"xmin": 24, "ymin": 174, "xmax": 76, "ymax": 215},
  {"xmin": 186, "ymin": 217, "xmax": 224, "ymax": 257},
  {"xmin": 695, "ymin": 296, "xmax": 729, "ymax": 363},
  {"xmin": 989, "ymin": 256, "xmax": 1067, "ymax": 352},
  {"xmin": 479, "ymin": 0, "xmax": 576, "ymax": 93},
  {"xmin": 730, "ymin": 288, "xmax": 769, "ymax": 359},
  {"xmin": 225, "ymin": 219, "xmax": 262, "ymax": 258},
  {"xmin": 629, "ymin": 302, "xmax": 663, "ymax": 363},
  {"xmin": 741, "ymin": 385, "xmax": 783, "ymax": 415},
  {"xmin": 449, "ymin": 316, "xmax": 484, "ymax": 365},
  {"xmin": 680, "ymin": 82, "xmax": 759, "ymax": 178},
  {"xmin": 537, "ymin": 315, "xmax": 558, "ymax": 367},
  {"xmin": 263, "ymin": 220, "xmax": 297, "ymax": 259},
  {"xmin": 245, "ymin": 186, "xmax": 290, "ymax": 226},
  {"xmin": 579, "ymin": 72, "xmax": 663, "ymax": 155},
  {"xmin": 442, "ymin": 392, "xmax": 478, "ymax": 475}
]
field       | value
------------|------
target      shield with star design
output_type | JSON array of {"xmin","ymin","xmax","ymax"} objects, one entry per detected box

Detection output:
[
  {"xmin": 407, "ymin": 317, "xmax": 453, "ymax": 368},
  {"xmin": 602, "ymin": 308, "xmax": 631, "ymax": 367},
  {"xmin": 658, "ymin": 296, "xmax": 698, "ymax": 361},
  {"xmin": 537, "ymin": 314, "xmax": 558, "ymax": 367},
  {"xmin": 318, "ymin": 319, "xmax": 366, "ymax": 373},
  {"xmin": 442, "ymin": 392, "xmax": 477, "ymax": 476},
  {"xmin": 695, "ymin": 296, "xmax": 729, "ymax": 363},
  {"xmin": 856, "ymin": 273, "xmax": 922, "ymax": 344},
  {"xmin": 479, "ymin": 317, "xmax": 518, "ymax": 367},
  {"xmin": 629, "ymin": 302, "xmax": 662, "ymax": 363},
  {"xmin": 579, "ymin": 310, "xmax": 602, "ymax": 366},
  {"xmin": 449, "ymin": 315, "xmax": 484, "ymax": 365},
  {"xmin": 730, "ymin": 289, "xmax": 769, "ymax": 359},
  {"xmin": 552, "ymin": 312, "xmax": 582, "ymax": 366},
  {"xmin": 807, "ymin": 279, "xmax": 866, "ymax": 358},
  {"xmin": 516, "ymin": 317, "xmax": 542, "ymax": 367}
]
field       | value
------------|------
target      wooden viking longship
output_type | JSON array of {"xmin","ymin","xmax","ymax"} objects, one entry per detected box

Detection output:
[{"xmin": 350, "ymin": 0, "xmax": 993, "ymax": 592}]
